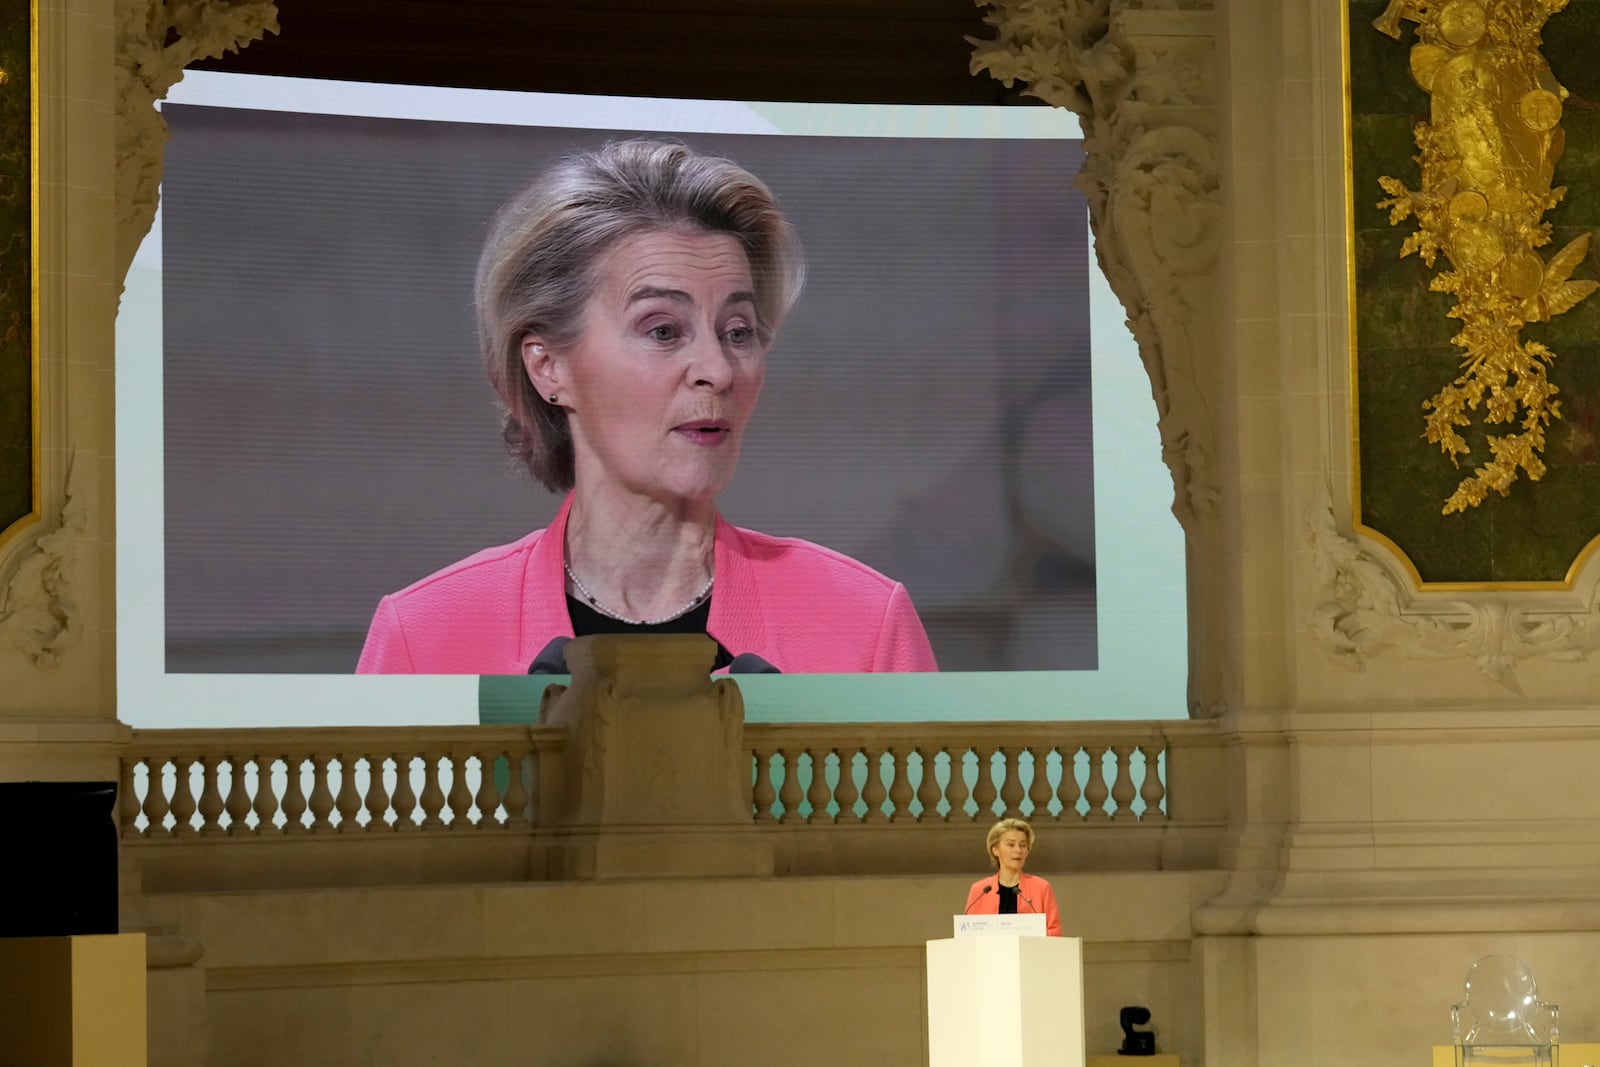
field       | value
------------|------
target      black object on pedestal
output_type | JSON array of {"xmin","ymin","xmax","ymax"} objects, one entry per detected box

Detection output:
[
  {"xmin": 0, "ymin": 781, "xmax": 119, "ymax": 938},
  {"xmin": 1118, "ymin": 1005, "xmax": 1156, "ymax": 1056}
]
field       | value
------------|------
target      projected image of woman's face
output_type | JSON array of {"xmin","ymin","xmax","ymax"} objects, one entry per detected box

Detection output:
[
  {"xmin": 144, "ymin": 84, "xmax": 1186, "ymax": 702},
  {"xmin": 529, "ymin": 226, "xmax": 768, "ymax": 508}
]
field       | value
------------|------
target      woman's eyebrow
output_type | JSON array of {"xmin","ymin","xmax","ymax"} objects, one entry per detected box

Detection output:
[
  {"xmin": 625, "ymin": 286, "xmax": 758, "ymax": 309},
  {"xmin": 626, "ymin": 285, "xmax": 692, "ymax": 306}
]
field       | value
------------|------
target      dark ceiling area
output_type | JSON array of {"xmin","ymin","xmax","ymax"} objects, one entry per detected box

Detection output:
[{"xmin": 192, "ymin": 0, "xmax": 1019, "ymax": 104}]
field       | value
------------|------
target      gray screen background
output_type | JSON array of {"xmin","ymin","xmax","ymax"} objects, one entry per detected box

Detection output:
[{"xmin": 160, "ymin": 106, "xmax": 1095, "ymax": 673}]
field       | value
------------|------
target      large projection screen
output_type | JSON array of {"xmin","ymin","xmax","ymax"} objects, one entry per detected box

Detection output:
[{"xmin": 117, "ymin": 74, "xmax": 1188, "ymax": 726}]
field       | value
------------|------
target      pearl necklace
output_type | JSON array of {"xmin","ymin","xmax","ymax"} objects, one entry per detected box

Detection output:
[{"xmin": 563, "ymin": 557, "xmax": 714, "ymax": 626}]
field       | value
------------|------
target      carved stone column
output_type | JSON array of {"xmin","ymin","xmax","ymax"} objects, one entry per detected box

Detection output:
[
  {"xmin": 973, "ymin": 2, "xmax": 1226, "ymax": 717},
  {"xmin": 2, "ymin": 6, "xmax": 274, "ymax": 1058},
  {"xmin": 0, "ymin": 0, "xmax": 276, "ymax": 749}
]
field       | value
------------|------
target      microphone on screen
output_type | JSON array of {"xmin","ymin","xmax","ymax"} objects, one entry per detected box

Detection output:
[
  {"xmin": 529, "ymin": 637, "xmax": 775, "ymax": 675},
  {"xmin": 964, "ymin": 884, "xmax": 993, "ymax": 914},
  {"xmin": 527, "ymin": 636, "xmax": 571, "ymax": 675},
  {"xmin": 728, "ymin": 652, "xmax": 782, "ymax": 674}
]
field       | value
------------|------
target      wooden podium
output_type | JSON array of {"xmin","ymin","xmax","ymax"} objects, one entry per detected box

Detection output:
[{"xmin": 926, "ymin": 935, "xmax": 1085, "ymax": 1067}]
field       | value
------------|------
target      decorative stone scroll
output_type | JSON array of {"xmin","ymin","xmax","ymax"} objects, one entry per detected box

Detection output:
[
  {"xmin": 1308, "ymin": 480, "xmax": 1600, "ymax": 692},
  {"xmin": 114, "ymin": 0, "xmax": 279, "ymax": 280},
  {"xmin": 0, "ymin": 457, "xmax": 84, "ymax": 667},
  {"xmin": 971, "ymin": 1, "xmax": 1223, "ymax": 715}
]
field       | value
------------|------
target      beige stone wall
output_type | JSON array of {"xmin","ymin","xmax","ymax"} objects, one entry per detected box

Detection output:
[{"xmin": 141, "ymin": 870, "xmax": 1221, "ymax": 1067}]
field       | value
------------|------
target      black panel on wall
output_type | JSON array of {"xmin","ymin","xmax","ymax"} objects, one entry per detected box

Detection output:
[{"xmin": 0, "ymin": 781, "xmax": 119, "ymax": 938}]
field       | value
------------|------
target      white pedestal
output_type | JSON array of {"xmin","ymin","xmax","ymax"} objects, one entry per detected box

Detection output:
[{"xmin": 926, "ymin": 935, "xmax": 1085, "ymax": 1067}]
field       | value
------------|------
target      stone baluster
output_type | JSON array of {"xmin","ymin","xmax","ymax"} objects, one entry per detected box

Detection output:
[
  {"xmin": 196, "ymin": 755, "xmax": 226, "ymax": 833},
  {"xmin": 1083, "ymin": 745, "xmax": 1110, "ymax": 820},
  {"xmin": 280, "ymin": 756, "xmax": 309, "ymax": 833},
  {"xmin": 1139, "ymin": 745, "xmax": 1167, "ymax": 820},
  {"xmin": 224, "ymin": 756, "xmax": 253, "ymax": 834},
  {"xmin": 946, "ymin": 747, "xmax": 972, "ymax": 821},
  {"xmin": 254, "ymin": 757, "xmax": 280, "ymax": 832},
  {"xmin": 886, "ymin": 748, "xmax": 914, "ymax": 821},
  {"xmin": 501, "ymin": 750, "xmax": 529, "ymax": 826},
  {"xmin": 364, "ymin": 755, "xmax": 392, "ymax": 830},
  {"xmin": 307, "ymin": 754, "xmax": 337, "ymax": 832},
  {"xmin": 1057, "ymin": 748, "xmax": 1085, "ymax": 820},
  {"xmin": 1027, "ymin": 748, "xmax": 1055, "ymax": 819},
  {"xmin": 418, "ymin": 753, "xmax": 447, "ymax": 829},
  {"xmin": 834, "ymin": 749, "xmax": 862, "ymax": 822},
  {"xmin": 751, "ymin": 749, "xmax": 777, "ymax": 821},
  {"xmin": 860, "ymin": 746, "xmax": 888, "ymax": 823},
  {"xmin": 446, "ymin": 752, "xmax": 475, "ymax": 826},
  {"xmin": 998, "ymin": 747, "xmax": 1025, "ymax": 817},
  {"xmin": 971, "ymin": 746, "xmax": 998, "ymax": 820},
  {"xmin": 474, "ymin": 752, "xmax": 503, "ymax": 828},
  {"xmin": 334, "ymin": 755, "xmax": 364, "ymax": 831},
  {"xmin": 169, "ymin": 757, "xmax": 198, "ymax": 835},
  {"xmin": 119, "ymin": 759, "xmax": 141, "ymax": 837},
  {"xmin": 916, "ymin": 747, "xmax": 945, "ymax": 821},
  {"xmin": 1110, "ymin": 745, "xmax": 1138, "ymax": 818},
  {"xmin": 805, "ymin": 748, "xmax": 833, "ymax": 823},
  {"xmin": 778, "ymin": 749, "xmax": 804, "ymax": 823},
  {"xmin": 142, "ymin": 758, "xmax": 172, "ymax": 836},
  {"xmin": 391, "ymin": 754, "xmax": 419, "ymax": 830}
]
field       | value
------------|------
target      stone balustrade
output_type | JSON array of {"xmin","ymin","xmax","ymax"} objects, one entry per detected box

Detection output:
[
  {"xmin": 119, "ymin": 718, "xmax": 1225, "ymax": 889},
  {"xmin": 745, "ymin": 723, "xmax": 1181, "ymax": 824},
  {"xmin": 743, "ymin": 720, "xmax": 1225, "ymax": 875},
  {"xmin": 121, "ymin": 726, "xmax": 565, "ymax": 837}
]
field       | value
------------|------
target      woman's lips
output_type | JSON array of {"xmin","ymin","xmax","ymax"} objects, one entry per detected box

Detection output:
[{"xmin": 673, "ymin": 421, "xmax": 731, "ymax": 447}]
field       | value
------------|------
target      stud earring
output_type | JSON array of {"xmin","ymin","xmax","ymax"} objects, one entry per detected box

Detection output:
[{"xmin": 548, "ymin": 394, "xmax": 559, "ymax": 404}]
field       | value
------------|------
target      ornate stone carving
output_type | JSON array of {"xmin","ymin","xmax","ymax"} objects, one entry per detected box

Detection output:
[
  {"xmin": 1307, "ymin": 481, "xmax": 1600, "ymax": 691},
  {"xmin": 0, "ymin": 458, "xmax": 86, "ymax": 668},
  {"xmin": 972, "ymin": 1, "xmax": 1224, "ymax": 714},
  {"xmin": 114, "ymin": 0, "xmax": 279, "ymax": 280}
]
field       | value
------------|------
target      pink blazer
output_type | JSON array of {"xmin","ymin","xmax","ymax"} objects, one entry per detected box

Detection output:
[
  {"xmin": 963, "ymin": 873, "xmax": 1062, "ymax": 937},
  {"xmin": 357, "ymin": 494, "xmax": 938, "ymax": 675}
]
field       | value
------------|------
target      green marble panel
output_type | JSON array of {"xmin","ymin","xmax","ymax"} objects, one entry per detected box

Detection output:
[
  {"xmin": 1348, "ymin": 0, "xmax": 1600, "ymax": 583},
  {"xmin": 0, "ymin": 0, "xmax": 30, "ymax": 537}
]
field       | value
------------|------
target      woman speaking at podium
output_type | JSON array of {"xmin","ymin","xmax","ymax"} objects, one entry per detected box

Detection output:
[{"xmin": 964, "ymin": 818, "xmax": 1061, "ymax": 936}]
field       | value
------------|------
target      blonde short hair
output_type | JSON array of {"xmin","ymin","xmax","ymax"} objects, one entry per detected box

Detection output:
[
  {"xmin": 985, "ymin": 818, "xmax": 1035, "ymax": 869},
  {"xmin": 476, "ymin": 138, "xmax": 806, "ymax": 491}
]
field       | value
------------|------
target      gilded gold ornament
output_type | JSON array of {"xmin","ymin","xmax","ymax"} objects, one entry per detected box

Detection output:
[
  {"xmin": 1518, "ymin": 89, "xmax": 1562, "ymax": 132},
  {"xmin": 1448, "ymin": 190, "xmax": 1489, "ymax": 222},
  {"xmin": 1374, "ymin": 0, "xmax": 1597, "ymax": 515},
  {"xmin": 1438, "ymin": 0, "xmax": 1488, "ymax": 47},
  {"xmin": 1450, "ymin": 220, "xmax": 1505, "ymax": 272},
  {"xmin": 1409, "ymin": 43, "xmax": 1448, "ymax": 90},
  {"xmin": 1501, "ymin": 251, "xmax": 1545, "ymax": 299}
]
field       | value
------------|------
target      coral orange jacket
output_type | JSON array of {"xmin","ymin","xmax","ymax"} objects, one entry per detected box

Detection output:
[{"xmin": 963, "ymin": 873, "xmax": 1063, "ymax": 937}]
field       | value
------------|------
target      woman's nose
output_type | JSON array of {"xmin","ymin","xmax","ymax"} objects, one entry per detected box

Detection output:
[{"xmin": 688, "ymin": 333, "xmax": 735, "ymax": 391}]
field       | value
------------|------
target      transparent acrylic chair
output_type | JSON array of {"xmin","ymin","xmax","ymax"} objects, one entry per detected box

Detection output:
[{"xmin": 1452, "ymin": 955, "xmax": 1559, "ymax": 1067}]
